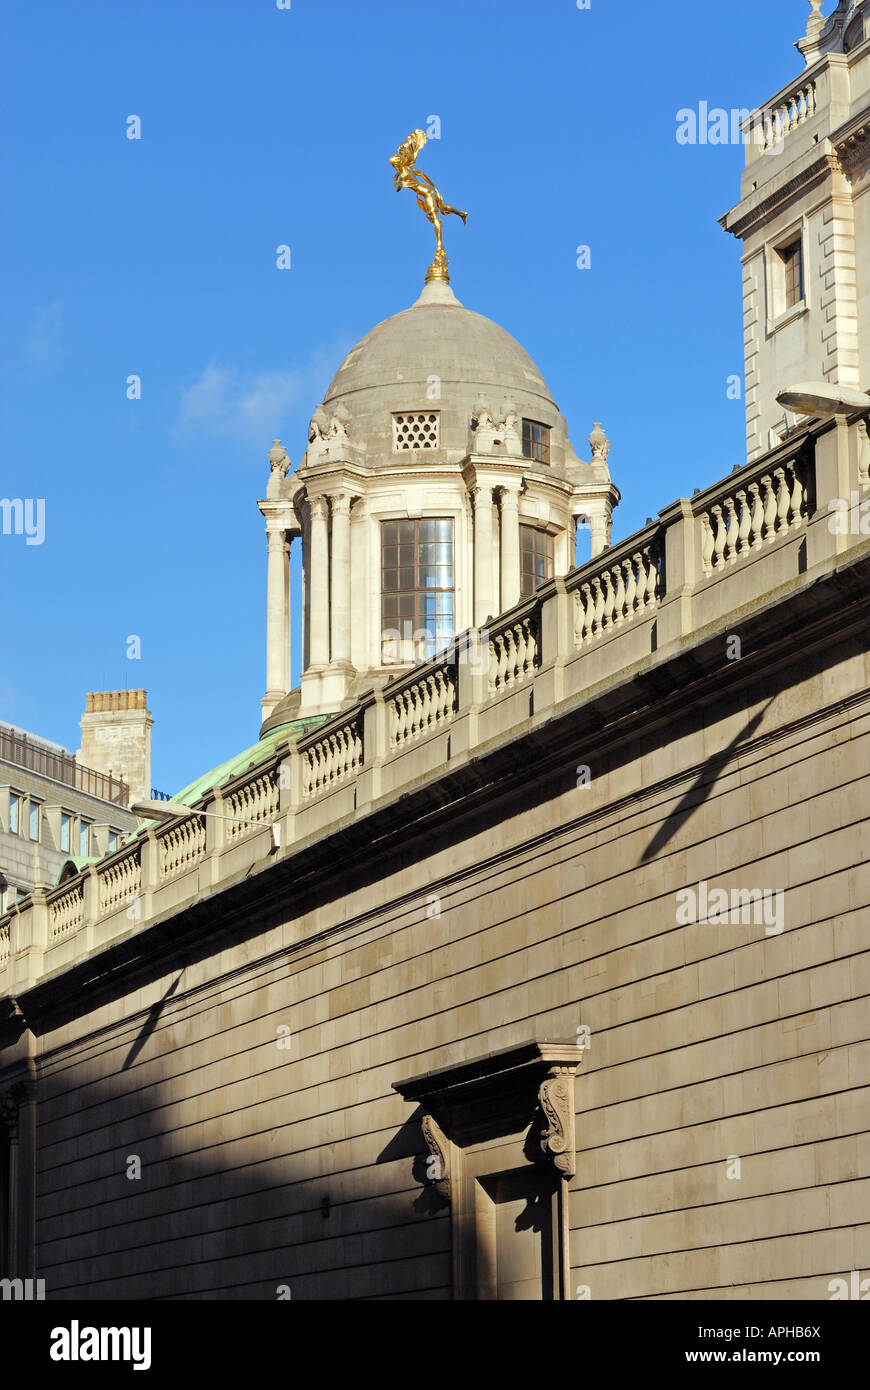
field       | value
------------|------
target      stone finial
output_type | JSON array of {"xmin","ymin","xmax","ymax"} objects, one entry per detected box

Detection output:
[
  {"xmin": 268, "ymin": 439, "xmax": 290, "ymax": 475},
  {"xmin": 798, "ymin": 0, "xmax": 828, "ymax": 64},
  {"xmin": 589, "ymin": 421, "xmax": 610, "ymax": 462}
]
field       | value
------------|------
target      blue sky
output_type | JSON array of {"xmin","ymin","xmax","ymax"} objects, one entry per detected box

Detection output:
[{"xmin": 0, "ymin": 0, "xmax": 811, "ymax": 792}]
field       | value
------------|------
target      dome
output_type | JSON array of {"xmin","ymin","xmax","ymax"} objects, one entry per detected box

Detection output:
[{"xmin": 318, "ymin": 279, "xmax": 575, "ymax": 472}]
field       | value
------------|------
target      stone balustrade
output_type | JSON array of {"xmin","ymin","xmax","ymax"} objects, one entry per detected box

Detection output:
[
  {"xmin": 225, "ymin": 770, "xmax": 279, "ymax": 842},
  {"xmin": 698, "ymin": 455, "xmax": 810, "ymax": 575},
  {"xmin": 158, "ymin": 815, "xmax": 206, "ymax": 881},
  {"xmin": 487, "ymin": 606, "xmax": 540, "ymax": 695},
  {"xmin": 572, "ymin": 534, "xmax": 663, "ymax": 647},
  {"xmin": 386, "ymin": 661, "xmax": 458, "ymax": 749},
  {"xmin": 48, "ymin": 882, "xmax": 85, "ymax": 940},
  {"xmin": 756, "ymin": 79, "xmax": 817, "ymax": 152},
  {"xmin": 1, "ymin": 412, "xmax": 867, "ymax": 996},
  {"xmin": 98, "ymin": 847, "xmax": 142, "ymax": 915},
  {"xmin": 300, "ymin": 716, "xmax": 363, "ymax": 798}
]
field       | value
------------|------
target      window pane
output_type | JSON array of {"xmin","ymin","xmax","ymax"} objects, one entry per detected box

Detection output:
[
  {"xmin": 60, "ymin": 814, "xmax": 70, "ymax": 853},
  {"xmin": 519, "ymin": 525, "xmax": 554, "ymax": 597},
  {"xmin": 29, "ymin": 803, "xmax": 39, "ymax": 841},
  {"xmin": 108, "ymin": 832, "xmax": 118, "ymax": 852},
  {"xmin": 80, "ymin": 822, "xmax": 90, "ymax": 856},
  {"xmin": 381, "ymin": 518, "xmax": 455, "ymax": 658}
]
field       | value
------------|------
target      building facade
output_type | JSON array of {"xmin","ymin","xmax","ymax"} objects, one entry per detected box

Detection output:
[
  {"xmin": 1, "ymin": 7, "xmax": 869, "ymax": 1301},
  {"xmin": 722, "ymin": 0, "xmax": 870, "ymax": 458},
  {"xmin": 0, "ymin": 691, "xmax": 150, "ymax": 913}
]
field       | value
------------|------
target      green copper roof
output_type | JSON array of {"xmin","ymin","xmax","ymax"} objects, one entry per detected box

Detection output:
[{"xmin": 128, "ymin": 716, "xmax": 327, "ymax": 835}]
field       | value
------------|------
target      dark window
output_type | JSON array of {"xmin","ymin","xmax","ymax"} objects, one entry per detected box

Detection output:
[
  {"xmin": 520, "ymin": 525, "xmax": 554, "ymax": 597},
  {"xmin": 381, "ymin": 518, "xmax": 454, "ymax": 664},
  {"xmin": 522, "ymin": 419, "xmax": 551, "ymax": 466},
  {"xmin": 780, "ymin": 239, "xmax": 804, "ymax": 309}
]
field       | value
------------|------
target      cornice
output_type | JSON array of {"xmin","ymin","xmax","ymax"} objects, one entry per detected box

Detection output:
[{"xmin": 721, "ymin": 150, "xmax": 840, "ymax": 240}]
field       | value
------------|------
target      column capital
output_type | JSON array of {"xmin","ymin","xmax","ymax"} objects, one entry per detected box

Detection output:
[
  {"xmin": 331, "ymin": 492, "xmax": 352, "ymax": 517},
  {"xmin": 470, "ymin": 483, "xmax": 493, "ymax": 505},
  {"xmin": 309, "ymin": 494, "xmax": 330, "ymax": 521}
]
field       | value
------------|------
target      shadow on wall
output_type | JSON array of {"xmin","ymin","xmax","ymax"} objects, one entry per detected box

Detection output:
[
  {"xmin": 28, "ymin": 1029, "xmax": 449, "ymax": 1301},
  {"xmin": 639, "ymin": 699, "xmax": 775, "ymax": 864}
]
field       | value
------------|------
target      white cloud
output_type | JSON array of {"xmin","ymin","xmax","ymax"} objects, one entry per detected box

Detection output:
[
  {"xmin": 176, "ymin": 341, "xmax": 352, "ymax": 446},
  {"xmin": 25, "ymin": 301, "xmax": 63, "ymax": 367}
]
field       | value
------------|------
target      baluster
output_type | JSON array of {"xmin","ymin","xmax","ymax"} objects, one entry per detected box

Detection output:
[
  {"xmin": 612, "ymin": 564, "xmax": 626, "ymax": 624},
  {"xmin": 599, "ymin": 569, "xmax": 614, "ymax": 628},
  {"xmin": 789, "ymin": 461, "xmax": 805, "ymax": 525},
  {"xmin": 581, "ymin": 582, "xmax": 595, "ymax": 640},
  {"xmin": 774, "ymin": 467, "xmax": 790, "ymax": 534},
  {"xmin": 747, "ymin": 482, "xmax": 763, "ymax": 548},
  {"xmin": 404, "ymin": 687, "xmax": 415, "ymax": 741},
  {"xmin": 711, "ymin": 505, "xmax": 727, "ymax": 568},
  {"xmin": 525, "ymin": 620, "xmax": 538, "ymax": 676},
  {"xmin": 591, "ymin": 577, "xmax": 605, "ymax": 633},
  {"xmin": 701, "ymin": 514, "xmax": 715, "ymax": 574},
  {"xmin": 573, "ymin": 589, "xmax": 585, "ymax": 644},
  {"xmin": 761, "ymin": 475, "xmax": 777, "ymax": 541},
  {"xmin": 487, "ymin": 636, "xmax": 499, "ymax": 693},
  {"xmin": 724, "ymin": 498, "xmax": 739, "ymax": 563},
  {"xmin": 397, "ymin": 689, "xmax": 408, "ymax": 745},
  {"xmin": 736, "ymin": 489, "xmax": 751, "ymax": 555},
  {"xmin": 624, "ymin": 557, "xmax": 638, "ymax": 616},
  {"xmin": 512, "ymin": 624, "xmax": 522, "ymax": 680},
  {"xmin": 644, "ymin": 550, "xmax": 658, "ymax": 606}
]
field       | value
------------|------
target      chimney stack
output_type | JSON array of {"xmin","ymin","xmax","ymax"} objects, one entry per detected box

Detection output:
[{"xmin": 79, "ymin": 690, "xmax": 153, "ymax": 804}]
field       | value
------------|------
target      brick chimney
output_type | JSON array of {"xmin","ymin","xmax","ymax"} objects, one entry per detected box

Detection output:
[{"xmin": 79, "ymin": 690, "xmax": 153, "ymax": 805}]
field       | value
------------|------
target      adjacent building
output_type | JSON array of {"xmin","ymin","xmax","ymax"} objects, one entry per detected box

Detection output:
[{"xmin": 0, "ymin": 690, "xmax": 151, "ymax": 911}]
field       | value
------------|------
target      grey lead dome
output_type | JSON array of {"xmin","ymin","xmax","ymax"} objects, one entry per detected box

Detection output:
[{"xmin": 320, "ymin": 279, "xmax": 578, "ymax": 473}]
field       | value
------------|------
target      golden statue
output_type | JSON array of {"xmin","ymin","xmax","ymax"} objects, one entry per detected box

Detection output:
[{"xmin": 390, "ymin": 129, "xmax": 467, "ymax": 282}]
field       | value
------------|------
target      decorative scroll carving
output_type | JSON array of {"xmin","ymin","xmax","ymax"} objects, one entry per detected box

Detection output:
[
  {"xmin": 421, "ymin": 1113, "xmax": 451, "ymax": 1201},
  {"xmin": 538, "ymin": 1068, "xmax": 576, "ymax": 1178}
]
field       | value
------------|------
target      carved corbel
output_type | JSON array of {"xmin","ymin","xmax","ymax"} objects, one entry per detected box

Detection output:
[
  {"xmin": 538, "ymin": 1067, "xmax": 576, "ymax": 1178},
  {"xmin": 421, "ymin": 1112, "xmax": 451, "ymax": 1201}
]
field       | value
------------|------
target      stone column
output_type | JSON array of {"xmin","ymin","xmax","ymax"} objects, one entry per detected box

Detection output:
[
  {"xmin": 330, "ymin": 494, "xmax": 352, "ymax": 667},
  {"xmin": 265, "ymin": 524, "xmax": 287, "ymax": 700},
  {"xmin": 589, "ymin": 507, "xmax": 608, "ymax": 559},
  {"xmin": 472, "ymin": 484, "xmax": 494, "ymax": 627},
  {"xmin": 499, "ymin": 485, "xmax": 521, "ymax": 611},
  {"xmin": 283, "ymin": 535, "xmax": 292, "ymax": 693},
  {"xmin": 308, "ymin": 496, "xmax": 330, "ymax": 667}
]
